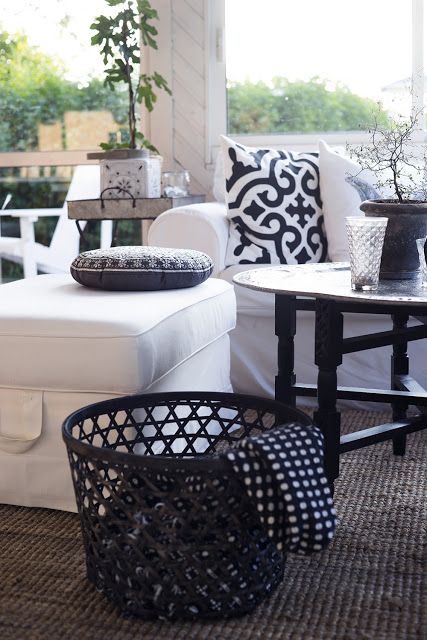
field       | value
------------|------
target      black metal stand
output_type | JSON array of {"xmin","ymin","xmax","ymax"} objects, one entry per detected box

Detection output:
[
  {"xmin": 75, "ymin": 219, "xmax": 124, "ymax": 248},
  {"xmin": 275, "ymin": 295, "xmax": 427, "ymax": 485}
]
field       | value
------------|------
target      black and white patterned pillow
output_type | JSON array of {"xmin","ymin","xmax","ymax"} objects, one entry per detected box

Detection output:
[
  {"xmin": 221, "ymin": 135, "xmax": 327, "ymax": 266},
  {"xmin": 70, "ymin": 246, "xmax": 213, "ymax": 291}
]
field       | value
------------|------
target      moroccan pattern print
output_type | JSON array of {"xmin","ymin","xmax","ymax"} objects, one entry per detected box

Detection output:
[{"xmin": 222, "ymin": 136, "xmax": 327, "ymax": 266}]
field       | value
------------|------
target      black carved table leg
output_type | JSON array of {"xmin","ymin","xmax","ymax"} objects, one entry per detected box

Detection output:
[
  {"xmin": 313, "ymin": 299, "xmax": 343, "ymax": 487},
  {"xmin": 234, "ymin": 263, "xmax": 427, "ymax": 484},
  {"xmin": 275, "ymin": 294, "xmax": 297, "ymax": 407},
  {"xmin": 391, "ymin": 311, "xmax": 409, "ymax": 455}
]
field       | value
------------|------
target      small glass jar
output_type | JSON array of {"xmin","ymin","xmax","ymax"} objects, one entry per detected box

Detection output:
[{"xmin": 162, "ymin": 170, "xmax": 190, "ymax": 197}]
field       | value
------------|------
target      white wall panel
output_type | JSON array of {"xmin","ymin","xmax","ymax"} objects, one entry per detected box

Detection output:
[
  {"xmin": 173, "ymin": 83, "xmax": 205, "ymax": 133},
  {"xmin": 174, "ymin": 52, "xmax": 205, "ymax": 106},
  {"xmin": 173, "ymin": 23, "xmax": 205, "ymax": 76},
  {"xmin": 174, "ymin": 2, "xmax": 204, "ymax": 47},
  {"xmin": 147, "ymin": 0, "xmax": 226, "ymax": 198},
  {"xmin": 185, "ymin": 0, "xmax": 204, "ymax": 16},
  {"xmin": 174, "ymin": 111, "xmax": 206, "ymax": 158},
  {"xmin": 174, "ymin": 132, "xmax": 212, "ymax": 197}
]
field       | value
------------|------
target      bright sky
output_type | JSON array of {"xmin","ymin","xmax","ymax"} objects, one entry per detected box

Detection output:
[
  {"xmin": 225, "ymin": 0, "xmax": 413, "ymax": 99},
  {"xmin": 0, "ymin": 0, "xmax": 108, "ymax": 83},
  {"xmin": 0, "ymin": 0, "xmax": 418, "ymax": 100}
]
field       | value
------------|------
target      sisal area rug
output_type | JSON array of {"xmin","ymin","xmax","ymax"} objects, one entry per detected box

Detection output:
[{"xmin": 0, "ymin": 410, "xmax": 426, "ymax": 640}]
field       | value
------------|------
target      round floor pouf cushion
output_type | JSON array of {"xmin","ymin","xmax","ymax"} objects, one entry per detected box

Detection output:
[{"xmin": 70, "ymin": 246, "xmax": 214, "ymax": 291}]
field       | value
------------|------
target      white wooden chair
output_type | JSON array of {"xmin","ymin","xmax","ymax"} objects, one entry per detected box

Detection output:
[{"xmin": 0, "ymin": 165, "xmax": 112, "ymax": 278}]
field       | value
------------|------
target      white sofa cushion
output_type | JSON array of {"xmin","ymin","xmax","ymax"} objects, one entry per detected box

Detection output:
[
  {"xmin": 212, "ymin": 149, "xmax": 226, "ymax": 203},
  {"xmin": 148, "ymin": 202, "xmax": 229, "ymax": 276},
  {"xmin": 221, "ymin": 135, "xmax": 327, "ymax": 267},
  {"xmin": 0, "ymin": 274, "xmax": 236, "ymax": 394},
  {"xmin": 319, "ymin": 140, "xmax": 378, "ymax": 262}
]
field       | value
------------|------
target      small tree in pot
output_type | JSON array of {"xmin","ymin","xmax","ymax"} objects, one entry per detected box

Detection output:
[
  {"xmin": 89, "ymin": 0, "xmax": 171, "ymax": 198},
  {"xmin": 350, "ymin": 112, "xmax": 427, "ymax": 280},
  {"xmin": 90, "ymin": 0, "xmax": 171, "ymax": 153}
]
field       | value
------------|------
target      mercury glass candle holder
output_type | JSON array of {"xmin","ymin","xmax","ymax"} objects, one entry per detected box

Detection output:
[{"xmin": 345, "ymin": 216, "xmax": 388, "ymax": 291}]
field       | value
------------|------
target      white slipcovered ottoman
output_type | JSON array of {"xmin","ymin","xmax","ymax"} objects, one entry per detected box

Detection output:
[{"xmin": 0, "ymin": 274, "xmax": 236, "ymax": 511}]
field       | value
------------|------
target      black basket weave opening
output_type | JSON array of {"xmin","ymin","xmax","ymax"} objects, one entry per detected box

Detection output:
[{"xmin": 62, "ymin": 392, "xmax": 312, "ymax": 620}]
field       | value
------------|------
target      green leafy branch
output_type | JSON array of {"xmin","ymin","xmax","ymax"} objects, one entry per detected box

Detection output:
[{"xmin": 90, "ymin": 0, "xmax": 171, "ymax": 151}]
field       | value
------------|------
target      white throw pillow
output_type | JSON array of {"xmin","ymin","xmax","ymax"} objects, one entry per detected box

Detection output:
[
  {"xmin": 212, "ymin": 149, "xmax": 226, "ymax": 203},
  {"xmin": 318, "ymin": 140, "xmax": 378, "ymax": 262}
]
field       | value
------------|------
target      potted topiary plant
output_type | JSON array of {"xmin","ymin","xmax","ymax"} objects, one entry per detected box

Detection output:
[
  {"xmin": 350, "ymin": 111, "xmax": 427, "ymax": 280},
  {"xmin": 88, "ymin": 0, "xmax": 171, "ymax": 198}
]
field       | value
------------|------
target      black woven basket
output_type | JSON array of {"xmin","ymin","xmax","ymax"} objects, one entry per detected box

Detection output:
[{"xmin": 62, "ymin": 391, "xmax": 312, "ymax": 620}]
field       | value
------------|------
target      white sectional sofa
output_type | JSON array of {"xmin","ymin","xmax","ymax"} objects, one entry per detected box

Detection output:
[{"xmin": 148, "ymin": 140, "xmax": 427, "ymax": 408}]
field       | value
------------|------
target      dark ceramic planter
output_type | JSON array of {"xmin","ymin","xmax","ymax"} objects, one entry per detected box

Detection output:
[{"xmin": 360, "ymin": 199, "xmax": 427, "ymax": 280}]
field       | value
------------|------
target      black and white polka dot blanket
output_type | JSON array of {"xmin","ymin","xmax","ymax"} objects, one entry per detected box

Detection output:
[{"xmin": 224, "ymin": 423, "xmax": 337, "ymax": 555}]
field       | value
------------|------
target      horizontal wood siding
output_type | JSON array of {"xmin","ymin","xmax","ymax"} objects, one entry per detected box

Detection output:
[
  {"xmin": 173, "ymin": 23, "xmax": 204, "ymax": 76},
  {"xmin": 171, "ymin": 0, "xmax": 212, "ymax": 197},
  {"xmin": 173, "ymin": 2, "xmax": 204, "ymax": 47},
  {"xmin": 173, "ymin": 83, "xmax": 205, "ymax": 134},
  {"xmin": 174, "ymin": 51, "xmax": 205, "ymax": 106},
  {"xmin": 147, "ymin": 0, "xmax": 219, "ymax": 198},
  {"xmin": 185, "ymin": 0, "xmax": 204, "ymax": 17}
]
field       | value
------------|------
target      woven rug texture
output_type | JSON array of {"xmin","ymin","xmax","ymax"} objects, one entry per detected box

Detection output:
[{"xmin": 0, "ymin": 409, "xmax": 426, "ymax": 640}]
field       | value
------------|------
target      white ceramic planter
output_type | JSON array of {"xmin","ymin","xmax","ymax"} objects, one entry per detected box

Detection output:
[{"xmin": 87, "ymin": 149, "xmax": 162, "ymax": 199}]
